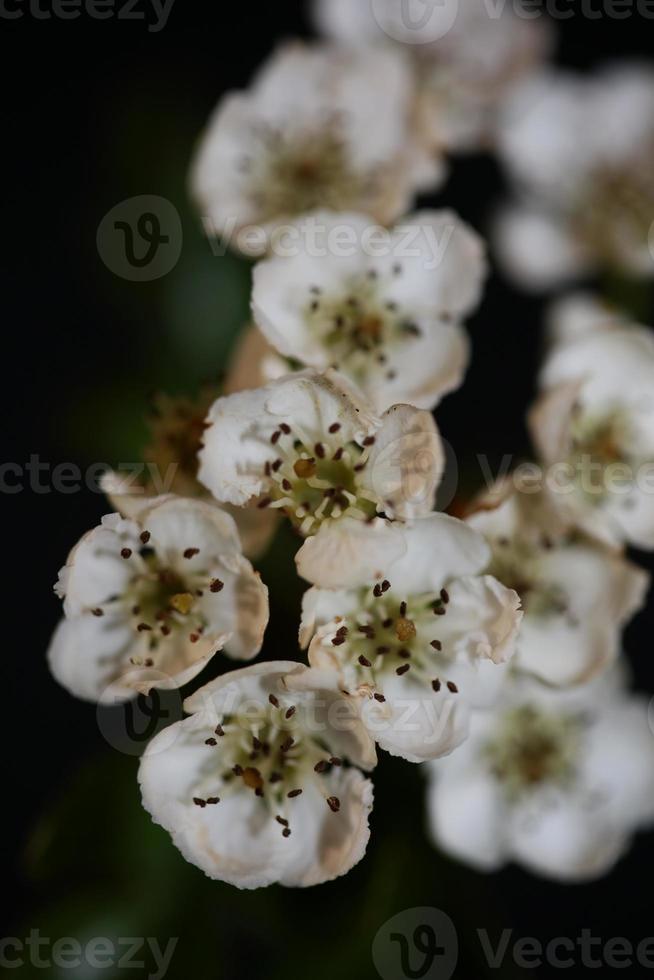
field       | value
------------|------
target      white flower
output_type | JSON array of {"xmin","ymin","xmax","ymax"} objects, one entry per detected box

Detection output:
[
  {"xmin": 300, "ymin": 515, "xmax": 522, "ymax": 762},
  {"xmin": 190, "ymin": 42, "xmax": 441, "ymax": 256},
  {"xmin": 48, "ymin": 497, "xmax": 269, "ymax": 703},
  {"xmin": 545, "ymin": 292, "xmax": 629, "ymax": 351},
  {"xmin": 138, "ymin": 662, "xmax": 376, "ymax": 888},
  {"xmin": 467, "ymin": 482, "xmax": 649, "ymax": 687},
  {"xmin": 313, "ymin": 0, "xmax": 552, "ymax": 152},
  {"xmin": 198, "ymin": 370, "xmax": 444, "ymax": 581},
  {"xmin": 426, "ymin": 671, "xmax": 654, "ymax": 881},
  {"xmin": 250, "ymin": 210, "xmax": 486, "ymax": 412},
  {"xmin": 496, "ymin": 64, "xmax": 654, "ymax": 288},
  {"xmin": 530, "ymin": 321, "xmax": 654, "ymax": 549}
]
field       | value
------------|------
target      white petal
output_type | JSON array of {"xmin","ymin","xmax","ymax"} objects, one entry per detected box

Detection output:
[
  {"xmin": 47, "ymin": 615, "xmax": 135, "ymax": 704},
  {"xmin": 518, "ymin": 545, "xmax": 648, "ymax": 687},
  {"xmin": 299, "ymin": 586, "xmax": 360, "ymax": 648},
  {"xmin": 296, "ymin": 517, "xmax": 407, "ymax": 589},
  {"xmin": 284, "ymin": 665, "xmax": 378, "ymax": 771},
  {"xmin": 583, "ymin": 695, "xmax": 654, "ymax": 828},
  {"xmin": 198, "ymin": 385, "xmax": 275, "ymax": 506},
  {"xmin": 366, "ymin": 320, "xmax": 470, "ymax": 413},
  {"xmin": 383, "ymin": 210, "xmax": 487, "ymax": 318},
  {"xmin": 509, "ymin": 791, "xmax": 628, "ymax": 883},
  {"xmin": 494, "ymin": 204, "xmax": 590, "ymax": 291},
  {"xmin": 362, "ymin": 404, "xmax": 443, "ymax": 519},
  {"xmin": 57, "ymin": 515, "xmax": 140, "ymax": 617},
  {"xmin": 140, "ymin": 496, "xmax": 242, "ymax": 560},
  {"xmin": 361, "ymin": 671, "xmax": 470, "ymax": 763},
  {"xmin": 545, "ymin": 292, "xmax": 626, "ymax": 350},
  {"xmin": 426, "ymin": 763, "xmax": 508, "ymax": 872},
  {"xmin": 439, "ymin": 575, "xmax": 522, "ymax": 666},
  {"xmin": 380, "ymin": 514, "xmax": 491, "ymax": 595}
]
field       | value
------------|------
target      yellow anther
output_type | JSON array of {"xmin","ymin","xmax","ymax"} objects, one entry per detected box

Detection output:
[
  {"xmin": 395, "ymin": 617, "xmax": 417, "ymax": 643},
  {"xmin": 170, "ymin": 592, "xmax": 194, "ymax": 615}
]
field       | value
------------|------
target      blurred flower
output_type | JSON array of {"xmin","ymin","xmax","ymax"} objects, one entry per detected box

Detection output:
[
  {"xmin": 313, "ymin": 0, "xmax": 552, "ymax": 153},
  {"xmin": 496, "ymin": 63, "xmax": 654, "ymax": 289},
  {"xmin": 138, "ymin": 662, "xmax": 376, "ymax": 888},
  {"xmin": 300, "ymin": 514, "xmax": 521, "ymax": 762},
  {"xmin": 102, "ymin": 386, "xmax": 278, "ymax": 560},
  {"xmin": 530, "ymin": 320, "xmax": 654, "ymax": 548},
  {"xmin": 426, "ymin": 670, "xmax": 654, "ymax": 881},
  {"xmin": 198, "ymin": 370, "xmax": 443, "ymax": 582},
  {"xmin": 467, "ymin": 481, "xmax": 649, "ymax": 687},
  {"xmin": 191, "ymin": 41, "xmax": 441, "ymax": 256},
  {"xmin": 545, "ymin": 292, "xmax": 629, "ymax": 350},
  {"xmin": 48, "ymin": 497, "xmax": 269, "ymax": 702},
  {"xmin": 250, "ymin": 210, "xmax": 486, "ymax": 412}
]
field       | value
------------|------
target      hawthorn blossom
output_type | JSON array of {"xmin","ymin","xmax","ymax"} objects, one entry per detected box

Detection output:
[
  {"xmin": 300, "ymin": 515, "xmax": 522, "ymax": 762},
  {"xmin": 529, "ymin": 321, "xmax": 654, "ymax": 549},
  {"xmin": 314, "ymin": 0, "xmax": 552, "ymax": 152},
  {"xmin": 48, "ymin": 497, "xmax": 269, "ymax": 703},
  {"xmin": 190, "ymin": 42, "xmax": 441, "ymax": 256},
  {"xmin": 198, "ymin": 370, "xmax": 443, "ymax": 582},
  {"xmin": 467, "ymin": 482, "xmax": 648, "ymax": 687},
  {"xmin": 496, "ymin": 64, "xmax": 654, "ymax": 289},
  {"xmin": 426, "ymin": 671, "xmax": 654, "ymax": 881},
  {"xmin": 139, "ymin": 662, "xmax": 376, "ymax": 888},
  {"xmin": 250, "ymin": 210, "xmax": 486, "ymax": 412}
]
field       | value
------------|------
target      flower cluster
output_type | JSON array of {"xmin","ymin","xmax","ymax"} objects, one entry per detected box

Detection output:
[{"xmin": 48, "ymin": 5, "xmax": 654, "ymax": 889}]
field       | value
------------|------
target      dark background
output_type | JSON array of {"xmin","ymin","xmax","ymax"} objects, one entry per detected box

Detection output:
[{"xmin": 3, "ymin": 1, "xmax": 654, "ymax": 978}]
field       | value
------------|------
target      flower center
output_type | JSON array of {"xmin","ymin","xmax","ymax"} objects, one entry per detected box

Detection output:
[
  {"xmin": 191, "ymin": 696, "xmax": 345, "ymax": 836},
  {"xmin": 92, "ymin": 540, "xmax": 225, "ymax": 667},
  {"xmin": 484, "ymin": 705, "xmax": 582, "ymax": 797},
  {"xmin": 142, "ymin": 387, "xmax": 218, "ymax": 498},
  {"xmin": 243, "ymin": 124, "xmax": 372, "ymax": 222},
  {"xmin": 322, "ymin": 582, "xmax": 460, "ymax": 697},
  {"xmin": 302, "ymin": 270, "xmax": 426, "ymax": 384},
  {"xmin": 258, "ymin": 421, "xmax": 379, "ymax": 535},
  {"xmin": 578, "ymin": 158, "xmax": 654, "ymax": 265},
  {"xmin": 567, "ymin": 406, "xmax": 632, "ymax": 505},
  {"xmin": 486, "ymin": 537, "xmax": 569, "ymax": 618}
]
